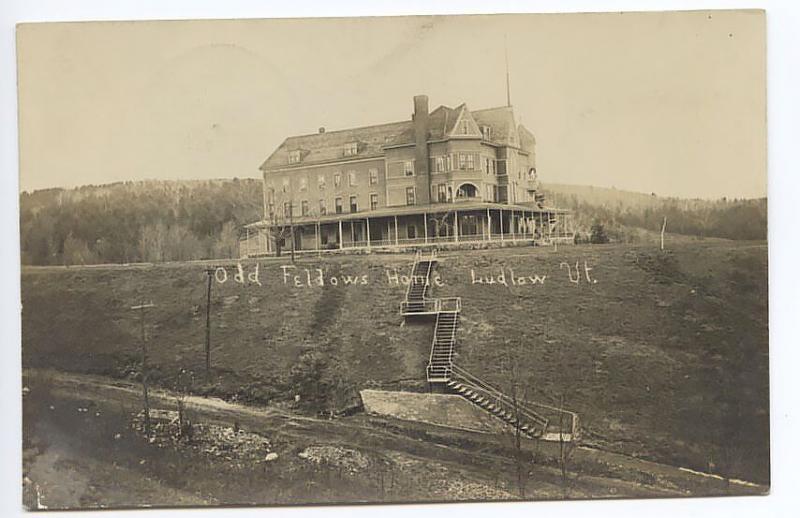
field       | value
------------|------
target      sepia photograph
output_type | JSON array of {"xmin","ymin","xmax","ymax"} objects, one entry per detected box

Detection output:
[{"xmin": 11, "ymin": 6, "xmax": 778, "ymax": 513}]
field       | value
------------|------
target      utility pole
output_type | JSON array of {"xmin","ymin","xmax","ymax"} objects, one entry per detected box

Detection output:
[
  {"xmin": 203, "ymin": 268, "xmax": 214, "ymax": 377},
  {"xmin": 131, "ymin": 301, "xmax": 156, "ymax": 438}
]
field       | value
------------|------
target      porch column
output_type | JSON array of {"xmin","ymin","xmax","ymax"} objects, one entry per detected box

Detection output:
[
  {"xmin": 394, "ymin": 215, "xmax": 399, "ymax": 246},
  {"xmin": 423, "ymin": 213, "xmax": 428, "ymax": 244},
  {"xmin": 350, "ymin": 220, "xmax": 355, "ymax": 246},
  {"xmin": 366, "ymin": 218, "xmax": 371, "ymax": 249},
  {"xmin": 315, "ymin": 222, "xmax": 320, "ymax": 251},
  {"xmin": 500, "ymin": 208, "xmax": 504, "ymax": 242},
  {"xmin": 454, "ymin": 210, "xmax": 459, "ymax": 243},
  {"xmin": 511, "ymin": 210, "xmax": 516, "ymax": 241},
  {"xmin": 338, "ymin": 220, "xmax": 343, "ymax": 250},
  {"xmin": 486, "ymin": 207, "xmax": 491, "ymax": 241}
]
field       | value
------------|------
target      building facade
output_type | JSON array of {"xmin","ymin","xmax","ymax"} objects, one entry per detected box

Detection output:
[{"xmin": 241, "ymin": 95, "xmax": 573, "ymax": 256}]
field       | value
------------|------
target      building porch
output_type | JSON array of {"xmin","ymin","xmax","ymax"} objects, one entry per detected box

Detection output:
[{"xmin": 239, "ymin": 203, "xmax": 574, "ymax": 258}]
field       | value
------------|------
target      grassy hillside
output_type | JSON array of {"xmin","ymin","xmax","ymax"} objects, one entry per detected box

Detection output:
[{"xmin": 21, "ymin": 240, "xmax": 769, "ymax": 484}]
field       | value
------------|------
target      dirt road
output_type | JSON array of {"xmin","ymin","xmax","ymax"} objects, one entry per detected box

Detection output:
[{"xmin": 22, "ymin": 369, "xmax": 764, "ymax": 510}]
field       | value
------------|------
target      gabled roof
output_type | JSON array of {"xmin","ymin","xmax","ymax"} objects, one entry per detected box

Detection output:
[
  {"xmin": 446, "ymin": 104, "xmax": 483, "ymax": 138},
  {"xmin": 260, "ymin": 101, "xmax": 534, "ymax": 171},
  {"xmin": 472, "ymin": 106, "xmax": 521, "ymax": 148}
]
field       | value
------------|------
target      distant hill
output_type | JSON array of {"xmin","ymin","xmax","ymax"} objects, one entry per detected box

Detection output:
[
  {"xmin": 19, "ymin": 179, "xmax": 767, "ymax": 266},
  {"xmin": 20, "ymin": 179, "xmax": 263, "ymax": 266},
  {"xmin": 542, "ymin": 183, "xmax": 767, "ymax": 243}
]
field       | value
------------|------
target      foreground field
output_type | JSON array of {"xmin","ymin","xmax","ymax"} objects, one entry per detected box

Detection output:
[{"xmin": 21, "ymin": 240, "xmax": 769, "ymax": 485}]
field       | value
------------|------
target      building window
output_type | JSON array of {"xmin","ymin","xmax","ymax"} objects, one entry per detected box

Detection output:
[
  {"xmin": 406, "ymin": 187, "xmax": 416, "ymax": 206},
  {"xmin": 335, "ymin": 197, "xmax": 343, "ymax": 214},
  {"xmin": 288, "ymin": 150, "xmax": 301, "ymax": 164},
  {"xmin": 370, "ymin": 193, "xmax": 378, "ymax": 210},
  {"xmin": 348, "ymin": 170, "xmax": 357, "ymax": 187},
  {"xmin": 403, "ymin": 160, "xmax": 414, "ymax": 176},
  {"xmin": 437, "ymin": 184, "xmax": 448, "ymax": 203},
  {"xmin": 458, "ymin": 153, "xmax": 467, "ymax": 170},
  {"xmin": 283, "ymin": 202, "xmax": 291, "ymax": 218},
  {"xmin": 369, "ymin": 168, "xmax": 378, "ymax": 185},
  {"xmin": 318, "ymin": 174, "xmax": 326, "ymax": 189},
  {"xmin": 282, "ymin": 178, "xmax": 290, "ymax": 193},
  {"xmin": 466, "ymin": 154, "xmax": 475, "ymax": 170},
  {"xmin": 319, "ymin": 199, "xmax": 326, "ymax": 215},
  {"xmin": 435, "ymin": 156, "xmax": 445, "ymax": 173},
  {"xmin": 301, "ymin": 200, "xmax": 309, "ymax": 216},
  {"xmin": 460, "ymin": 120, "xmax": 470, "ymax": 134},
  {"xmin": 343, "ymin": 142, "xmax": 359, "ymax": 157},
  {"xmin": 481, "ymin": 125, "xmax": 492, "ymax": 140},
  {"xmin": 407, "ymin": 225, "xmax": 417, "ymax": 239},
  {"xmin": 445, "ymin": 154, "xmax": 453, "ymax": 171},
  {"xmin": 334, "ymin": 172, "xmax": 341, "ymax": 188},
  {"xmin": 268, "ymin": 203, "xmax": 275, "ymax": 216},
  {"xmin": 349, "ymin": 195, "xmax": 358, "ymax": 213},
  {"xmin": 299, "ymin": 177, "xmax": 308, "ymax": 191}
]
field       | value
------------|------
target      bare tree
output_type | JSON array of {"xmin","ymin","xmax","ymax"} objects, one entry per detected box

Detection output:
[
  {"xmin": 499, "ymin": 339, "xmax": 537, "ymax": 499},
  {"xmin": 429, "ymin": 209, "xmax": 455, "ymax": 239},
  {"xmin": 265, "ymin": 187, "xmax": 297, "ymax": 261},
  {"xmin": 172, "ymin": 368, "xmax": 195, "ymax": 442}
]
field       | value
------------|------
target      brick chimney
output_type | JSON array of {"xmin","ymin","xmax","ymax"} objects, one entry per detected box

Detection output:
[{"xmin": 412, "ymin": 95, "xmax": 431, "ymax": 204}]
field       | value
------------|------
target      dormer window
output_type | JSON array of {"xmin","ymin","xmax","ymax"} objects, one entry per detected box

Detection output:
[
  {"xmin": 481, "ymin": 125, "xmax": 492, "ymax": 140},
  {"xmin": 288, "ymin": 150, "xmax": 302, "ymax": 164},
  {"xmin": 460, "ymin": 120, "xmax": 470, "ymax": 135},
  {"xmin": 343, "ymin": 142, "xmax": 359, "ymax": 157}
]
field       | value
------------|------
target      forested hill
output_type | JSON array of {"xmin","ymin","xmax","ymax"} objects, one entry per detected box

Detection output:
[
  {"xmin": 19, "ymin": 179, "xmax": 767, "ymax": 266},
  {"xmin": 20, "ymin": 179, "xmax": 263, "ymax": 266},
  {"xmin": 542, "ymin": 183, "xmax": 767, "ymax": 243}
]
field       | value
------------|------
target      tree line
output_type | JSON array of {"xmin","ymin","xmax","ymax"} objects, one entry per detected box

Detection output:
[
  {"xmin": 20, "ymin": 179, "xmax": 262, "ymax": 266},
  {"xmin": 546, "ymin": 189, "xmax": 767, "ymax": 243},
  {"xmin": 19, "ymin": 179, "xmax": 767, "ymax": 266}
]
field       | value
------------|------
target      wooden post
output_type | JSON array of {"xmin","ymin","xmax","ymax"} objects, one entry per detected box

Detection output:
[
  {"xmin": 661, "ymin": 216, "xmax": 667, "ymax": 251},
  {"xmin": 338, "ymin": 219, "xmax": 343, "ymax": 250},
  {"xmin": 315, "ymin": 221, "xmax": 320, "ymax": 254},
  {"xmin": 500, "ymin": 208, "xmax": 504, "ymax": 241},
  {"xmin": 423, "ymin": 213, "xmax": 428, "ymax": 244},
  {"xmin": 454, "ymin": 210, "xmax": 459, "ymax": 243},
  {"xmin": 131, "ymin": 301, "xmax": 156, "ymax": 437},
  {"xmin": 486, "ymin": 207, "xmax": 492, "ymax": 241},
  {"xmin": 394, "ymin": 215, "xmax": 399, "ymax": 246},
  {"xmin": 366, "ymin": 218, "xmax": 371, "ymax": 249},
  {"xmin": 203, "ymin": 270, "xmax": 212, "ymax": 376},
  {"xmin": 512, "ymin": 210, "xmax": 517, "ymax": 241}
]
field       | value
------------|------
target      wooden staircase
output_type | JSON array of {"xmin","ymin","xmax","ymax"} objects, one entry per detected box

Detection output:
[
  {"xmin": 425, "ymin": 299, "xmax": 461, "ymax": 382},
  {"xmin": 400, "ymin": 250, "xmax": 439, "ymax": 316},
  {"xmin": 398, "ymin": 249, "xmax": 579, "ymax": 442}
]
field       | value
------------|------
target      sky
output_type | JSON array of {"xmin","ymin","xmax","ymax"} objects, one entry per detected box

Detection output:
[{"xmin": 16, "ymin": 10, "xmax": 766, "ymax": 198}]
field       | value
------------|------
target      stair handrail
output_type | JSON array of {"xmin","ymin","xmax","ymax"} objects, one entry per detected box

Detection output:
[
  {"xmin": 403, "ymin": 249, "xmax": 422, "ymax": 302},
  {"xmin": 426, "ymin": 310, "xmax": 444, "ymax": 374},
  {"xmin": 450, "ymin": 364, "xmax": 550, "ymax": 430}
]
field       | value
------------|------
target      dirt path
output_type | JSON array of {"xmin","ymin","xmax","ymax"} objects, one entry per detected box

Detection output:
[{"xmin": 22, "ymin": 368, "xmax": 766, "ymax": 510}]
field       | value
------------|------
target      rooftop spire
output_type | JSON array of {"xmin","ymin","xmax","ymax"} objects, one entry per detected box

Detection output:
[{"xmin": 505, "ymin": 35, "xmax": 512, "ymax": 107}]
